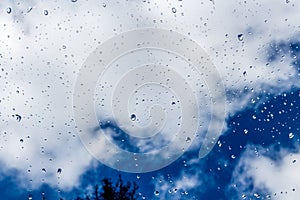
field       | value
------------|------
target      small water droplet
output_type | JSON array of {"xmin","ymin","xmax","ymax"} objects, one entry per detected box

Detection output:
[
  {"xmin": 42, "ymin": 168, "xmax": 46, "ymax": 173},
  {"xmin": 16, "ymin": 114, "xmax": 22, "ymax": 122},
  {"xmin": 154, "ymin": 191, "xmax": 159, "ymax": 196},
  {"xmin": 6, "ymin": 7, "xmax": 12, "ymax": 14},
  {"xmin": 130, "ymin": 114, "xmax": 136, "ymax": 121},
  {"xmin": 172, "ymin": 7, "xmax": 177, "ymax": 13},
  {"xmin": 254, "ymin": 193, "xmax": 260, "ymax": 198},
  {"xmin": 292, "ymin": 159, "xmax": 296, "ymax": 163},
  {"xmin": 231, "ymin": 155, "xmax": 236, "ymax": 159},
  {"xmin": 237, "ymin": 34, "xmax": 244, "ymax": 41},
  {"xmin": 44, "ymin": 10, "xmax": 48, "ymax": 15},
  {"xmin": 28, "ymin": 194, "xmax": 33, "ymax": 200},
  {"xmin": 185, "ymin": 137, "xmax": 191, "ymax": 143},
  {"xmin": 71, "ymin": 0, "xmax": 77, "ymax": 2},
  {"xmin": 289, "ymin": 132, "xmax": 294, "ymax": 139},
  {"xmin": 27, "ymin": 7, "xmax": 33, "ymax": 13},
  {"xmin": 20, "ymin": 139, "xmax": 24, "ymax": 143},
  {"xmin": 57, "ymin": 168, "xmax": 62, "ymax": 174},
  {"xmin": 244, "ymin": 129, "xmax": 248, "ymax": 134},
  {"xmin": 217, "ymin": 140, "xmax": 222, "ymax": 147},
  {"xmin": 102, "ymin": 3, "xmax": 107, "ymax": 7}
]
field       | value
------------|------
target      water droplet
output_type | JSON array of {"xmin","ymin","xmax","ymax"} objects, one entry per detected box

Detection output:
[
  {"xmin": 102, "ymin": 3, "xmax": 107, "ymax": 7},
  {"xmin": 252, "ymin": 115, "xmax": 257, "ymax": 119},
  {"xmin": 6, "ymin": 7, "xmax": 12, "ymax": 14},
  {"xmin": 130, "ymin": 114, "xmax": 136, "ymax": 121},
  {"xmin": 20, "ymin": 139, "xmax": 24, "ymax": 143},
  {"xmin": 185, "ymin": 137, "xmax": 191, "ymax": 143},
  {"xmin": 154, "ymin": 191, "xmax": 159, "ymax": 196},
  {"xmin": 71, "ymin": 0, "xmax": 77, "ymax": 2},
  {"xmin": 57, "ymin": 168, "xmax": 62, "ymax": 174},
  {"xmin": 27, "ymin": 7, "xmax": 33, "ymax": 13},
  {"xmin": 292, "ymin": 159, "xmax": 296, "ymax": 163},
  {"xmin": 172, "ymin": 7, "xmax": 177, "ymax": 13},
  {"xmin": 254, "ymin": 193, "xmax": 260, "ymax": 198},
  {"xmin": 289, "ymin": 132, "xmax": 294, "ymax": 139},
  {"xmin": 28, "ymin": 194, "xmax": 33, "ymax": 200},
  {"xmin": 237, "ymin": 34, "xmax": 244, "ymax": 41},
  {"xmin": 42, "ymin": 168, "xmax": 46, "ymax": 173},
  {"xmin": 231, "ymin": 155, "xmax": 236, "ymax": 159},
  {"xmin": 16, "ymin": 114, "xmax": 22, "ymax": 122},
  {"xmin": 244, "ymin": 129, "xmax": 248, "ymax": 134},
  {"xmin": 44, "ymin": 10, "xmax": 48, "ymax": 15},
  {"xmin": 217, "ymin": 140, "xmax": 222, "ymax": 147}
]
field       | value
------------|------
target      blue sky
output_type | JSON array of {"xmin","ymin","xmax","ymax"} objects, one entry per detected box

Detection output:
[{"xmin": 0, "ymin": 0, "xmax": 300, "ymax": 199}]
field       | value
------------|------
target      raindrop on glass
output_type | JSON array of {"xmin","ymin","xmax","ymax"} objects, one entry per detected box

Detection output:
[
  {"xmin": 44, "ymin": 10, "xmax": 48, "ymax": 15},
  {"xmin": 172, "ymin": 7, "xmax": 177, "ymax": 13},
  {"xmin": 6, "ymin": 7, "xmax": 12, "ymax": 14},
  {"xmin": 289, "ymin": 132, "xmax": 294, "ymax": 139},
  {"xmin": 57, "ymin": 168, "xmax": 62, "ymax": 174},
  {"xmin": 130, "ymin": 114, "xmax": 136, "ymax": 121},
  {"xmin": 154, "ymin": 191, "xmax": 159, "ymax": 196},
  {"xmin": 42, "ymin": 168, "xmax": 46, "ymax": 173},
  {"xmin": 254, "ymin": 193, "xmax": 260, "ymax": 198},
  {"xmin": 217, "ymin": 140, "xmax": 222, "ymax": 147},
  {"xmin": 237, "ymin": 34, "xmax": 244, "ymax": 41},
  {"xmin": 185, "ymin": 137, "xmax": 191, "ymax": 143},
  {"xmin": 16, "ymin": 114, "xmax": 22, "ymax": 122}
]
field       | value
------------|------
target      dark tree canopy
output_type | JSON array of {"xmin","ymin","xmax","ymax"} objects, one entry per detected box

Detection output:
[{"xmin": 75, "ymin": 175, "xmax": 139, "ymax": 200}]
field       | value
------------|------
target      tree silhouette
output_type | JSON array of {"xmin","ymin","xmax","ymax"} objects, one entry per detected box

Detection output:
[{"xmin": 75, "ymin": 175, "xmax": 139, "ymax": 200}]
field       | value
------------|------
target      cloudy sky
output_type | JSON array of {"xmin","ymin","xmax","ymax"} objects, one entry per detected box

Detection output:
[{"xmin": 0, "ymin": 0, "xmax": 299, "ymax": 199}]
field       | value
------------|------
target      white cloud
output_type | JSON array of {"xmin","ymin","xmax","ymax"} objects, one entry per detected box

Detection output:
[
  {"xmin": 153, "ymin": 171, "xmax": 202, "ymax": 200},
  {"xmin": 0, "ymin": 0, "xmax": 299, "ymax": 191},
  {"xmin": 229, "ymin": 145, "xmax": 300, "ymax": 199}
]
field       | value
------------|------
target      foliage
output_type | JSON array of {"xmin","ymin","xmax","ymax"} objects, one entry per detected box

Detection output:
[{"xmin": 75, "ymin": 175, "xmax": 139, "ymax": 200}]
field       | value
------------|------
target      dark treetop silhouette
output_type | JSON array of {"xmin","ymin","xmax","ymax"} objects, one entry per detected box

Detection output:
[{"xmin": 75, "ymin": 175, "xmax": 139, "ymax": 200}]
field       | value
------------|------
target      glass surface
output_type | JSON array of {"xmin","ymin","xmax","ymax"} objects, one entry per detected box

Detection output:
[{"xmin": 0, "ymin": 0, "xmax": 299, "ymax": 199}]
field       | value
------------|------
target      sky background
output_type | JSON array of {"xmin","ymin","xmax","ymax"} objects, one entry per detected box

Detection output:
[{"xmin": 0, "ymin": 0, "xmax": 300, "ymax": 199}]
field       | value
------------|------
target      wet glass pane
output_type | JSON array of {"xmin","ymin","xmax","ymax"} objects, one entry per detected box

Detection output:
[{"xmin": 0, "ymin": 0, "xmax": 299, "ymax": 199}]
